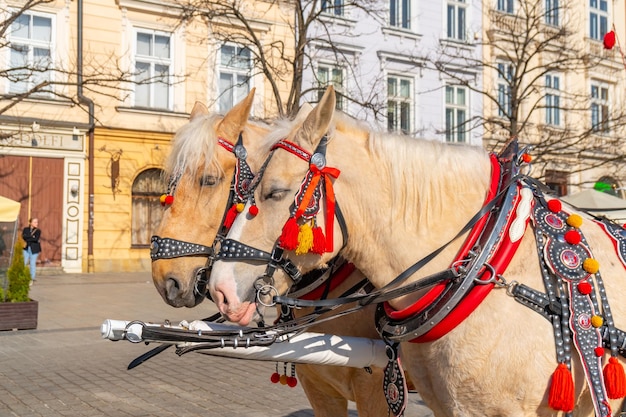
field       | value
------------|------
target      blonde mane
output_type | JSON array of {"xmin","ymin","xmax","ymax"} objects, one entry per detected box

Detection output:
[{"xmin": 331, "ymin": 112, "xmax": 491, "ymax": 230}]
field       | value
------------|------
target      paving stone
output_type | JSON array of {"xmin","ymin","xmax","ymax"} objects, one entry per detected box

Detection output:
[{"xmin": 0, "ymin": 272, "xmax": 434, "ymax": 417}]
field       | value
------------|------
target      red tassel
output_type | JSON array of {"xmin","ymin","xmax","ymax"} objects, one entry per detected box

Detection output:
[
  {"xmin": 604, "ymin": 357, "xmax": 626, "ymax": 399},
  {"xmin": 311, "ymin": 226, "xmax": 326, "ymax": 255},
  {"xmin": 279, "ymin": 217, "xmax": 299, "ymax": 250},
  {"xmin": 548, "ymin": 363, "xmax": 575, "ymax": 412},
  {"xmin": 223, "ymin": 204, "xmax": 239, "ymax": 229}
]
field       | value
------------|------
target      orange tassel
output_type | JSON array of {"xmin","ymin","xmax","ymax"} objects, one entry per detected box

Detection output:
[
  {"xmin": 311, "ymin": 226, "xmax": 326, "ymax": 255},
  {"xmin": 604, "ymin": 357, "xmax": 626, "ymax": 399},
  {"xmin": 548, "ymin": 363, "xmax": 575, "ymax": 412},
  {"xmin": 223, "ymin": 204, "xmax": 238, "ymax": 229},
  {"xmin": 279, "ymin": 217, "xmax": 299, "ymax": 250}
]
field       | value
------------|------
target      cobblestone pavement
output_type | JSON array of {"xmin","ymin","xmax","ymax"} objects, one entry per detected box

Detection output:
[{"xmin": 0, "ymin": 272, "xmax": 434, "ymax": 417}]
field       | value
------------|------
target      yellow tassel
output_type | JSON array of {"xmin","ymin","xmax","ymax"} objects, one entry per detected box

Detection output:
[{"xmin": 295, "ymin": 223, "xmax": 313, "ymax": 255}]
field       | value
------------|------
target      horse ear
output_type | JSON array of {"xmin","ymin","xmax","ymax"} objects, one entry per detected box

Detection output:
[
  {"xmin": 218, "ymin": 87, "xmax": 256, "ymax": 140},
  {"xmin": 293, "ymin": 102, "xmax": 313, "ymax": 123},
  {"xmin": 300, "ymin": 86, "xmax": 335, "ymax": 147},
  {"xmin": 189, "ymin": 102, "xmax": 209, "ymax": 121}
]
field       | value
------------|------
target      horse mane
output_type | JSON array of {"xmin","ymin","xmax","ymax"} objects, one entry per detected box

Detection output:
[
  {"xmin": 247, "ymin": 107, "xmax": 491, "ymax": 231},
  {"xmin": 331, "ymin": 111, "xmax": 491, "ymax": 230}
]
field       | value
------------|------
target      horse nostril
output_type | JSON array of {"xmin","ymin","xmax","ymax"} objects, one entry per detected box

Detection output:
[{"xmin": 165, "ymin": 277, "xmax": 180, "ymax": 301}]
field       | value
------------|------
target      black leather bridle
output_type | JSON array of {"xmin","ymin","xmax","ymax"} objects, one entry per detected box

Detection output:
[{"xmin": 150, "ymin": 132, "xmax": 256, "ymax": 298}]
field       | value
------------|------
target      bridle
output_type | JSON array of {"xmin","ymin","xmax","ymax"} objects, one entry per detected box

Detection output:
[
  {"xmin": 150, "ymin": 132, "xmax": 256, "ymax": 298},
  {"xmin": 215, "ymin": 134, "xmax": 349, "ymax": 303}
]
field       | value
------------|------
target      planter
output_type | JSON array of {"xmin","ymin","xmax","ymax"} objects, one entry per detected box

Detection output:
[{"xmin": 0, "ymin": 299, "xmax": 38, "ymax": 330}]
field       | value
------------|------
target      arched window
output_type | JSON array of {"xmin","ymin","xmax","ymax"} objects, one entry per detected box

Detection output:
[{"xmin": 131, "ymin": 168, "xmax": 165, "ymax": 247}]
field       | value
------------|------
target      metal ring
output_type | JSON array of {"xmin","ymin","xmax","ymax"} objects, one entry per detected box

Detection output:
[
  {"xmin": 257, "ymin": 285, "xmax": 278, "ymax": 307},
  {"xmin": 506, "ymin": 280, "xmax": 519, "ymax": 297}
]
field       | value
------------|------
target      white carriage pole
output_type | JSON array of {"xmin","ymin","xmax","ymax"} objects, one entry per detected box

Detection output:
[{"xmin": 101, "ymin": 319, "xmax": 389, "ymax": 369}]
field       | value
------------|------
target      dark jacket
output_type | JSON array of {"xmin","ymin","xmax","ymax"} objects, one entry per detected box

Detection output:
[{"xmin": 22, "ymin": 227, "xmax": 41, "ymax": 254}]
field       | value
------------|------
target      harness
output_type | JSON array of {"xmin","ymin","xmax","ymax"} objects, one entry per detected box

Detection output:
[
  {"xmin": 215, "ymin": 135, "xmax": 350, "ymax": 299},
  {"xmin": 218, "ymin": 134, "xmax": 626, "ymax": 416},
  {"xmin": 150, "ymin": 132, "xmax": 356, "ymax": 306},
  {"xmin": 150, "ymin": 132, "xmax": 258, "ymax": 297}
]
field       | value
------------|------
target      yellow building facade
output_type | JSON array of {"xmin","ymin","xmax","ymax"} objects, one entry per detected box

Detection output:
[{"xmin": 0, "ymin": 0, "xmax": 293, "ymax": 272}]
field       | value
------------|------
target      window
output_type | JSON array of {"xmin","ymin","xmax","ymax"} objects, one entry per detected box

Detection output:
[
  {"xmin": 545, "ymin": 74, "xmax": 561, "ymax": 126},
  {"xmin": 497, "ymin": 62, "xmax": 514, "ymax": 118},
  {"xmin": 132, "ymin": 169, "xmax": 166, "ymax": 246},
  {"xmin": 447, "ymin": 0, "xmax": 467, "ymax": 41},
  {"xmin": 9, "ymin": 12, "xmax": 53, "ymax": 96},
  {"xmin": 317, "ymin": 64, "xmax": 345, "ymax": 110},
  {"xmin": 445, "ymin": 85, "xmax": 468, "ymax": 143},
  {"xmin": 545, "ymin": 0, "xmax": 559, "ymax": 26},
  {"xmin": 545, "ymin": 170, "xmax": 568, "ymax": 196},
  {"xmin": 135, "ymin": 30, "xmax": 172, "ymax": 110},
  {"xmin": 322, "ymin": 0, "xmax": 344, "ymax": 16},
  {"xmin": 591, "ymin": 82, "xmax": 609, "ymax": 133},
  {"xmin": 590, "ymin": 0, "xmax": 608, "ymax": 41},
  {"xmin": 390, "ymin": 0, "xmax": 411, "ymax": 29},
  {"xmin": 387, "ymin": 76, "xmax": 412, "ymax": 133},
  {"xmin": 497, "ymin": 0, "xmax": 514, "ymax": 14},
  {"xmin": 218, "ymin": 44, "xmax": 252, "ymax": 113}
]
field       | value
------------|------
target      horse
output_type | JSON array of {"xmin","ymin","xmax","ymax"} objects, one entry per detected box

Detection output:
[
  {"xmin": 150, "ymin": 89, "xmax": 393, "ymax": 417},
  {"xmin": 207, "ymin": 86, "xmax": 626, "ymax": 417}
]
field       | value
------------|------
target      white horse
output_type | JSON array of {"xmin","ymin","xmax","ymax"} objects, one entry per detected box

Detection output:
[{"xmin": 208, "ymin": 86, "xmax": 626, "ymax": 416}]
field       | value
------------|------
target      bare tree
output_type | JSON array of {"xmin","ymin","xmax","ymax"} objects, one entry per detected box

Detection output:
[
  {"xmin": 432, "ymin": 0, "xmax": 626, "ymax": 189},
  {"xmin": 174, "ymin": 0, "xmax": 387, "ymax": 118},
  {"xmin": 0, "ymin": 1, "xmax": 178, "ymax": 138}
]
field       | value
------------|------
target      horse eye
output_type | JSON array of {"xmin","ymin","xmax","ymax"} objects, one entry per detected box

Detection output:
[
  {"xmin": 264, "ymin": 189, "xmax": 289, "ymax": 201},
  {"xmin": 200, "ymin": 175, "xmax": 220, "ymax": 187}
]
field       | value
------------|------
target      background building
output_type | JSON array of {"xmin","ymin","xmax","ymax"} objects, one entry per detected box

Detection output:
[{"xmin": 0, "ymin": 0, "xmax": 624, "ymax": 273}]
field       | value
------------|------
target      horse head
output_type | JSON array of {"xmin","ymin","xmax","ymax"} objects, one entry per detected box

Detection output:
[
  {"xmin": 151, "ymin": 88, "xmax": 264, "ymax": 307},
  {"xmin": 208, "ymin": 87, "xmax": 348, "ymax": 325}
]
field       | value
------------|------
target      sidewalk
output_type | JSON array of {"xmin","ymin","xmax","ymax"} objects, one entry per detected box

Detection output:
[{"xmin": 0, "ymin": 271, "xmax": 434, "ymax": 417}]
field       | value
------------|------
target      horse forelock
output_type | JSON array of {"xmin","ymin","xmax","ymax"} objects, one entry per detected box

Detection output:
[{"xmin": 165, "ymin": 114, "xmax": 223, "ymax": 181}]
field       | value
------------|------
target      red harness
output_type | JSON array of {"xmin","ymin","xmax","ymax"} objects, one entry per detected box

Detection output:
[{"xmin": 384, "ymin": 154, "xmax": 532, "ymax": 342}]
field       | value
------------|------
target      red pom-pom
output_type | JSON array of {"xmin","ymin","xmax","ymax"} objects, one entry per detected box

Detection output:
[
  {"xmin": 287, "ymin": 376, "xmax": 298, "ymax": 387},
  {"xmin": 547, "ymin": 199, "xmax": 562, "ymax": 213},
  {"xmin": 604, "ymin": 30, "xmax": 616, "ymax": 49},
  {"xmin": 311, "ymin": 226, "xmax": 326, "ymax": 255},
  {"xmin": 164, "ymin": 195, "xmax": 174, "ymax": 205},
  {"xmin": 270, "ymin": 372, "xmax": 280, "ymax": 383},
  {"xmin": 248, "ymin": 205, "xmax": 259, "ymax": 216},
  {"xmin": 595, "ymin": 347, "xmax": 605, "ymax": 357},
  {"xmin": 604, "ymin": 357, "xmax": 626, "ymax": 399},
  {"xmin": 223, "ymin": 204, "xmax": 239, "ymax": 229},
  {"xmin": 278, "ymin": 217, "xmax": 299, "ymax": 250},
  {"xmin": 577, "ymin": 281, "xmax": 592, "ymax": 295},
  {"xmin": 549, "ymin": 363, "xmax": 575, "ymax": 412},
  {"xmin": 521, "ymin": 153, "xmax": 532, "ymax": 163},
  {"xmin": 564, "ymin": 230, "xmax": 581, "ymax": 245}
]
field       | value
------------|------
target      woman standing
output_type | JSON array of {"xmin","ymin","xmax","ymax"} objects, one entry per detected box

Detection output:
[{"xmin": 22, "ymin": 218, "xmax": 41, "ymax": 285}]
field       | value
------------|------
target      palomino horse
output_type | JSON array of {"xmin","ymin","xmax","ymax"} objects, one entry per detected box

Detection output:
[
  {"xmin": 208, "ymin": 86, "xmax": 626, "ymax": 416},
  {"xmin": 150, "ymin": 90, "xmax": 391, "ymax": 417}
]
